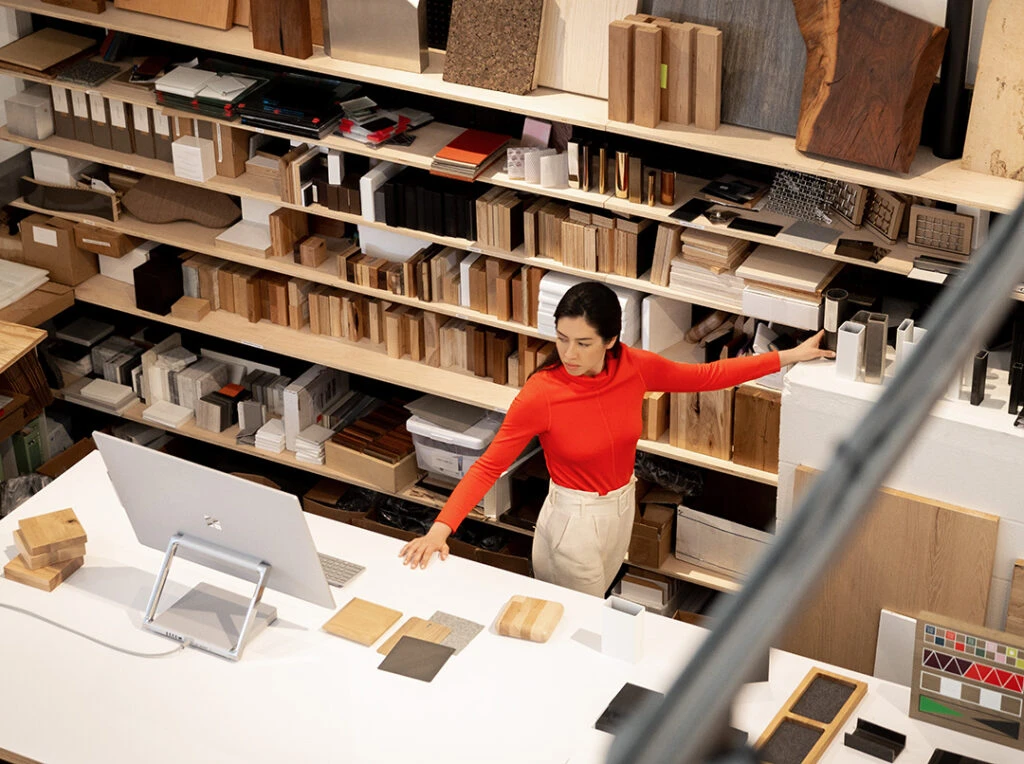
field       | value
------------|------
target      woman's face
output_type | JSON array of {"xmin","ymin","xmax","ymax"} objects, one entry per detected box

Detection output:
[{"xmin": 555, "ymin": 316, "xmax": 617, "ymax": 377}]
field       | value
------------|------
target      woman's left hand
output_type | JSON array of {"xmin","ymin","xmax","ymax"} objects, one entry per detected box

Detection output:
[{"xmin": 778, "ymin": 330, "xmax": 836, "ymax": 366}]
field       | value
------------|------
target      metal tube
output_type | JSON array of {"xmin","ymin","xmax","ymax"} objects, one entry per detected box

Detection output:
[{"xmin": 608, "ymin": 196, "xmax": 1024, "ymax": 764}]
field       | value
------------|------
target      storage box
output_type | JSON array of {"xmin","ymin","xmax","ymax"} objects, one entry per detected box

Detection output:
[
  {"xmin": 675, "ymin": 504, "xmax": 773, "ymax": 576},
  {"xmin": 628, "ymin": 503, "xmax": 674, "ymax": 568},
  {"xmin": 99, "ymin": 240, "xmax": 157, "ymax": 284},
  {"xmin": 325, "ymin": 439, "xmax": 420, "ymax": 494},
  {"xmin": 73, "ymin": 223, "xmax": 142, "ymax": 258},
  {"xmin": 172, "ymin": 136, "xmax": 216, "ymax": 182},
  {"xmin": 405, "ymin": 412, "xmax": 501, "ymax": 481},
  {"xmin": 19, "ymin": 214, "xmax": 99, "ymax": 286},
  {"xmin": 5, "ymin": 85, "xmax": 54, "ymax": 140},
  {"xmin": 302, "ymin": 478, "xmax": 371, "ymax": 524}
]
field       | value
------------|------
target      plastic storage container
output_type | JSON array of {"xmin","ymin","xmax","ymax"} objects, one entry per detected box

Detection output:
[{"xmin": 405, "ymin": 412, "xmax": 502, "ymax": 480}]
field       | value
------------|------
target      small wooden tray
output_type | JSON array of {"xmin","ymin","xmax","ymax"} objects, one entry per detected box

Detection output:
[
  {"xmin": 496, "ymin": 595, "xmax": 564, "ymax": 643},
  {"xmin": 323, "ymin": 597, "xmax": 401, "ymax": 646}
]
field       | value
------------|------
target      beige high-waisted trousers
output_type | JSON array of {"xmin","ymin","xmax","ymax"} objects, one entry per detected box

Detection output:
[{"xmin": 531, "ymin": 477, "xmax": 636, "ymax": 597}]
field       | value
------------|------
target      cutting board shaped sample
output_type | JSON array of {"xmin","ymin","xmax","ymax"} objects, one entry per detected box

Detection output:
[
  {"xmin": 377, "ymin": 636, "xmax": 455, "ymax": 682},
  {"xmin": 782, "ymin": 466, "xmax": 998, "ymax": 675},
  {"xmin": 496, "ymin": 595, "xmax": 564, "ymax": 642},
  {"xmin": 962, "ymin": 0, "xmax": 1024, "ymax": 180},
  {"xmin": 4, "ymin": 554, "xmax": 83, "ymax": 592},
  {"xmin": 535, "ymin": 0, "xmax": 639, "ymax": 99},
  {"xmin": 323, "ymin": 597, "xmax": 402, "ymax": 646},
  {"xmin": 649, "ymin": 0, "xmax": 805, "ymax": 136},
  {"xmin": 793, "ymin": 0, "xmax": 948, "ymax": 173},
  {"xmin": 18, "ymin": 508, "xmax": 87, "ymax": 555},
  {"xmin": 443, "ymin": 0, "xmax": 547, "ymax": 95},
  {"xmin": 377, "ymin": 617, "xmax": 451, "ymax": 655},
  {"xmin": 114, "ymin": 0, "xmax": 237, "ymax": 30}
]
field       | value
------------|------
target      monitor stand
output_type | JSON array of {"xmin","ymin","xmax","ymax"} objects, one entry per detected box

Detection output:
[{"xmin": 143, "ymin": 533, "xmax": 277, "ymax": 661}]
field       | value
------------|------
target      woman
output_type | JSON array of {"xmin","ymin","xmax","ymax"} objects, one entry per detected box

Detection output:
[{"xmin": 400, "ymin": 282, "xmax": 833, "ymax": 595}]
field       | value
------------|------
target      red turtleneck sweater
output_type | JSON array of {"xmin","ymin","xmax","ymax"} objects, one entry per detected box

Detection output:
[{"xmin": 435, "ymin": 346, "xmax": 781, "ymax": 531}]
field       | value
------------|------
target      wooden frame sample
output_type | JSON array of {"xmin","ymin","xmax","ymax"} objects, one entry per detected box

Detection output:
[
  {"xmin": 755, "ymin": 667, "xmax": 866, "ymax": 764},
  {"xmin": 911, "ymin": 612, "xmax": 1024, "ymax": 750}
]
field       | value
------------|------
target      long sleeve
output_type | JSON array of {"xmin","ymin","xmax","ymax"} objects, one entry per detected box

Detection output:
[
  {"xmin": 434, "ymin": 381, "xmax": 550, "ymax": 532},
  {"xmin": 629, "ymin": 346, "xmax": 781, "ymax": 393}
]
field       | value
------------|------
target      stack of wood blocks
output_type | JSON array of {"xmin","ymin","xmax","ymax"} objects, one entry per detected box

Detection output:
[
  {"xmin": 609, "ymin": 13, "xmax": 722, "ymax": 130},
  {"xmin": 4, "ymin": 508, "xmax": 86, "ymax": 592},
  {"xmin": 330, "ymin": 403, "xmax": 415, "ymax": 465}
]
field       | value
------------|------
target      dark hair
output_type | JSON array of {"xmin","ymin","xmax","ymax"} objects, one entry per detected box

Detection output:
[{"xmin": 531, "ymin": 282, "xmax": 622, "ymax": 376}]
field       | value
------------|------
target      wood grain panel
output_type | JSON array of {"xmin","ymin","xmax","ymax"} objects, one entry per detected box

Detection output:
[
  {"xmin": 782, "ymin": 466, "xmax": 999, "ymax": 675},
  {"xmin": 732, "ymin": 386, "xmax": 780, "ymax": 473},
  {"xmin": 496, "ymin": 595, "xmax": 563, "ymax": 642},
  {"xmin": 1006, "ymin": 559, "xmax": 1024, "ymax": 637},
  {"xmin": 670, "ymin": 387, "xmax": 733, "ymax": 460},
  {"xmin": 322, "ymin": 597, "xmax": 402, "ymax": 645},
  {"xmin": 114, "ymin": 0, "xmax": 236, "ymax": 30},
  {"xmin": 377, "ymin": 617, "xmax": 451, "ymax": 655}
]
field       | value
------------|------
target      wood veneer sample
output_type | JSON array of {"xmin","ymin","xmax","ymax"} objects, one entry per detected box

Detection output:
[
  {"xmin": 0, "ymin": 29, "xmax": 95, "ymax": 72},
  {"xmin": 113, "ymin": 0, "xmax": 236, "ymax": 31},
  {"xmin": 444, "ymin": 0, "xmax": 546, "ymax": 95},
  {"xmin": 377, "ymin": 636, "xmax": 455, "ymax": 682},
  {"xmin": 323, "ymin": 597, "xmax": 402, "ymax": 645},
  {"xmin": 18, "ymin": 509, "xmax": 86, "ymax": 555},
  {"xmin": 170, "ymin": 296, "xmax": 211, "ymax": 322},
  {"xmin": 732, "ymin": 387, "xmax": 780, "ymax": 473},
  {"xmin": 4, "ymin": 554, "xmax": 83, "ymax": 592},
  {"xmin": 670, "ymin": 388, "xmax": 733, "ymax": 460},
  {"xmin": 792, "ymin": 0, "xmax": 947, "ymax": 173},
  {"xmin": 250, "ymin": 0, "xmax": 313, "ymax": 58},
  {"xmin": 496, "ymin": 595, "xmax": 564, "ymax": 642},
  {"xmin": 693, "ymin": 25, "xmax": 722, "ymax": 131},
  {"xmin": 13, "ymin": 529, "xmax": 84, "ymax": 571},
  {"xmin": 632, "ymin": 24, "xmax": 662, "ymax": 129},
  {"xmin": 377, "ymin": 617, "xmax": 451, "ymax": 655},
  {"xmin": 783, "ymin": 467, "xmax": 999, "ymax": 674},
  {"xmin": 660, "ymin": 22, "xmax": 695, "ymax": 125}
]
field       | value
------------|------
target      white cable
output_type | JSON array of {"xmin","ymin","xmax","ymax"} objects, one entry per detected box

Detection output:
[{"xmin": 0, "ymin": 603, "xmax": 187, "ymax": 658}]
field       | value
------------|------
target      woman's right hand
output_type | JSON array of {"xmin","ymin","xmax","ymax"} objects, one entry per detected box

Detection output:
[{"xmin": 399, "ymin": 522, "xmax": 452, "ymax": 569}]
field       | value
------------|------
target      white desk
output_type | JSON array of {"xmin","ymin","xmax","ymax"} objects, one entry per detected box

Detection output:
[{"xmin": 0, "ymin": 452, "xmax": 1017, "ymax": 764}]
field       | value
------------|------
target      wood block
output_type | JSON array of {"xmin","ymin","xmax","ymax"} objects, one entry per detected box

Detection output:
[
  {"xmin": 471, "ymin": 326, "xmax": 487, "ymax": 378},
  {"xmin": 113, "ymin": 0, "xmax": 236, "ymax": 30},
  {"xmin": 322, "ymin": 597, "xmax": 402, "ymax": 645},
  {"xmin": 368, "ymin": 301, "xmax": 385, "ymax": 345},
  {"xmin": 4, "ymin": 554, "xmax": 83, "ymax": 592},
  {"xmin": 268, "ymin": 208, "xmax": 309, "ymax": 259},
  {"xmin": 384, "ymin": 305, "xmax": 409, "ymax": 359},
  {"xmin": 328, "ymin": 292, "xmax": 344, "ymax": 338},
  {"xmin": 234, "ymin": 0, "xmax": 250, "ymax": 24},
  {"xmin": 1007, "ymin": 559, "xmax": 1024, "ymax": 638},
  {"xmin": 661, "ymin": 22, "xmax": 695, "ymax": 125},
  {"xmin": 694, "ymin": 26, "xmax": 722, "ymax": 131},
  {"xmin": 608, "ymin": 19, "xmax": 635, "ymax": 123},
  {"xmin": 793, "ymin": 0, "xmax": 947, "ymax": 173},
  {"xmin": 405, "ymin": 310, "xmax": 425, "ymax": 362},
  {"xmin": 783, "ymin": 467, "xmax": 999, "ymax": 674},
  {"xmin": 212, "ymin": 124, "xmax": 250, "ymax": 178},
  {"xmin": 510, "ymin": 272, "xmax": 524, "ymax": 324},
  {"xmin": 468, "ymin": 257, "xmax": 488, "ymax": 314},
  {"xmin": 13, "ymin": 529, "xmax": 84, "ymax": 570},
  {"xmin": 493, "ymin": 261, "xmax": 518, "ymax": 321},
  {"xmin": 423, "ymin": 311, "xmax": 442, "ymax": 367},
  {"xmin": 298, "ymin": 236, "xmax": 328, "ymax": 268},
  {"xmin": 487, "ymin": 331, "xmax": 513, "ymax": 386},
  {"xmin": 642, "ymin": 391, "xmax": 669, "ymax": 441},
  {"xmin": 43, "ymin": 0, "xmax": 106, "ymax": 12},
  {"xmin": 732, "ymin": 387, "xmax": 780, "ymax": 473},
  {"xmin": 671, "ymin": 388, "xmax": 733, "ymax": 460},
  {"xmin": 376, "ymin": 617, "xmax": 452, "ymax": 656},
  {"xmin": 309, "ymin": 0, "xmax": 323, "ymax": 46},
  {"xmin": 250, "ymin": 0, "xmax": 313, "ymax": 59},
  {"xmin": 18, "ymin": 508, "xmax": 86, "ymax": 555},
  {"xmin": 495, "ymin": 595, "xmax": 564, "ymax": 642},
  {"xmin": 170, "ymin": 296, "xmax": 211, "ymax": 322},
  {"xmin": 632, "ymin": 24, "xmax": 662, "ymax": 129},
  {"xmin": 345, "ymin": 295, "xmax": 369, "ymax": 341}
]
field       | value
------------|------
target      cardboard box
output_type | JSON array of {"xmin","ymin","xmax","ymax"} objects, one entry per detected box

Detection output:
[
  {"xmin": 628, "ymin": 503, "xmax": 674, "ymax": 568},
  {"xmin": 19, "ymin": 214, "xmax": 99, "ymax": 286},
  {"xmin": 301, "ymin": 479, "xmax": 371, "ymax": 524},
  {"xmin": 73, "ymin": 223, "xmax": 142, "ymax": 258},
  {"xmin": 325, "ymin": 440, "xmax": 420, "ymax": 493},
  {"xmin": 675, "ymin": 504, "xmax": 773, "ymax": 576},
  {"xmin": 36, "ymin": 437, "xmax": 96, "ymax": 480}
]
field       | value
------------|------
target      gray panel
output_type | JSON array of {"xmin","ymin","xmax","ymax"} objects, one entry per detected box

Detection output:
[
  {"xmin": 323, "ymin": 0, "xmax": 428, "ymax": 74},
  {"xmin": 647, "ymin": 0, "xmax": 805, "ymax": 135}
]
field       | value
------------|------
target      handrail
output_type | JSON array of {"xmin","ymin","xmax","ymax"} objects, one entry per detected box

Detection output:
[{"xmin": 607, "ymin": 195, "xmax": 1024, "ymax": 764}]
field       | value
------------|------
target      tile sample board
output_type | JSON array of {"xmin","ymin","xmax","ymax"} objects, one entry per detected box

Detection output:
[
  {"xmin": 323, "ymin": 597, "xmax": 402, "ymax": 646},
  {"xmin": 443, "ymin": 0, "xmax": 546, "ymax": 95},
  {"xmin": 430, "ymin": 610, "xmax": 484, "ymax": 654},
  {"xmin": 594, "ymin": 683, "xmax": 665, "ymax": 735},
  {"xmin": 377, "ymin": 636, "xmax": 455, "ymax": 682},
  {"xmin": 782, "ymin": 466, "xmax": 999, "ymax": 675},
  {"xmin": 649, "ymin": 0, "xmax": 805, "ymax": 135},
  {"xmin": 962, "ymin": 0, "xmax": 1024, "ymax": 180},
  {"xmin": 535, "ymin": 0, "xmax": 639, "ymax": 99}
]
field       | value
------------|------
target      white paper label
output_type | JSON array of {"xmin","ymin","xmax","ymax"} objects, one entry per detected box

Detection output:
[
  {"xmin": 51, "ymin": 86, "xmax": 69, "ymax": 114},
  {"xmin": 81, "ymin": 238, "xmax": 112, "ymax": 249},
  {"xmin": 215, "ymin": 125, "xmax": 225, "ymax": 163},
  {"xmin": 70, "ymin": 90, "xmax": 89, "ymax": 118},
  {"xmin": 153, "ymin": 113, "xmax": 170, "ymax": 137},
  {"xmin": 88, "ymin": 93, "xmax": 106, "ymax": 124},
  {"xmin": 31, "ymin": 226, "xmax": 58, "ymax": 248},
  {"xmin": 108, "ymin": 100, "xmax": 127, "ymax": 129},
  {"xmin": 132, "ymin": 104, "xmax": 150, "ymax": 133}
]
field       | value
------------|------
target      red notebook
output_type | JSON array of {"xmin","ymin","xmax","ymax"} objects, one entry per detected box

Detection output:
[{"xmin": 434, "ymin": 129, "xmax": 510, "ymax": 167}]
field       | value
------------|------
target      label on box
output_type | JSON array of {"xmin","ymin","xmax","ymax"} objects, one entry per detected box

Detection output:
[
  {"xmin": 214, "ymin": 125, "xmax": 225, "ymax": 162},
  {"xmin": 81, "ymin": 237, "xmax": 112, "ymax": 249},
  {"xmin": 108, "ymin": 100, "xmax": 127, "ymax": 128},
  {"xmin": 131, "ymin": 104, "xmax": 150, "ymax": 132},
  {"xmin": 50, "ymin": 86, "xmax": 69, "ymax": 114},
  {"xmin": 70, "ymin": 90, "xmax": 89, "ymax": 118},
  {"xmin": 153, "ymin": 113, "xmax": 170, "ymax": 137},
  {"xmin": 88, "ymin": 93, "xmax": 106, "ymax": 123},
  {"xmin": 31, "ymin": 226, "xmax": 58, "ymax": 248}
]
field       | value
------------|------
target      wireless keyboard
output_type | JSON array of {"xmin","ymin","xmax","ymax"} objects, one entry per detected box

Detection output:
[{"xmin": 318, "ymin": 553, "xmax": 365, "ymax": 588}]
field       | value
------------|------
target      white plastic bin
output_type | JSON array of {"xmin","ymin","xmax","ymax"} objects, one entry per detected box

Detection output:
[{"xmin": 405, "ymin": 412, "xmax": 502, "ymax": 481}]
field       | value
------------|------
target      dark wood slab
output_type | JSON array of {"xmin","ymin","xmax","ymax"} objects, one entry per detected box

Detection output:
[{"xmin": 793, "ymin": 0, "xmax": 947, "ymax": 173}]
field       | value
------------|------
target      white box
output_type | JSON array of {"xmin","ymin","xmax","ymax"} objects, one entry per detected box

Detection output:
[
  {"xmin": 602, "ymin": 596, "xmax": 644, "ymax": 663},
  {"xmin": 99, "ymin": 241, "xmax": 157, "ymax": 284},
  {"xmin": 675, "ymin": 505, "xmax": 773, "ymax": 576},
  {"xmin": 29, "ymin": 149, "xmax": 96, "ymax": 186},
  {"xmin": 406, "ymin": 412, "xmax": 502, "ymax": 481},
  {"xmin": 171, "ymin": 136, "xmax": 216, "ymax": 182},
  {"xmin": 741, "ymin": 287, "xmax": 823, "ymax": 331},
  {"xmin": 5, "ymin": 85, "xmax": 53, "ymax": 140}
]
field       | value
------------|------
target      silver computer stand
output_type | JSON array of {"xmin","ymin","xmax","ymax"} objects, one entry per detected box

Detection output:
[{"xmin": 142, "ymin": 533, "xmax": 278, "ymax": 661}]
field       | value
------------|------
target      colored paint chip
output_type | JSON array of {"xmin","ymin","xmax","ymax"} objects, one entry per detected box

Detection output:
[
  {"xmin": 1010, "ymin": 648, "xmax": 1019, "ymax": 658},
  {"xmin": 967, "ymin": 636, "xmax": 976, "ymax": 646},
  {"xmin": 936, "ymin": 637, "xmax": 945, "ymax": 646},
  {"xmin": 956, "ymin": 642, "xmax": 965, "ymax": 651},
  {"xmin": 1017, "ymin": 659, "xmax": 1024, "ymax": 670},
  {"xmin": 976, "ymin": 648, "xmax": 986, "ymax": 658},
  {"xmin": 926, "ymin": 625, "xmax": 936, "ymax": 635},
  {"xmin": 920, "ymin": 695, "xmax": 962, "ymax": 717},
  {"xmin": 947, "ymin": 631, "xmax": 956, "ymax": 640}
]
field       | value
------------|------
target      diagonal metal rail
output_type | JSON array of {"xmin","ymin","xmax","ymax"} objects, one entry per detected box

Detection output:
[{"xmin": 608, "ymin": 195, "xmax": 1024, "ymax": 764}]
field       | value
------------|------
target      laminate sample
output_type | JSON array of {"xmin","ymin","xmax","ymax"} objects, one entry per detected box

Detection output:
[
  {"xmin": 962, "ymin": 0, "xmax": 1024, "ymax": 179},
  {"xmin": 632, "ymin": 24, "xmax": 662, "ymax": 129},
  {"xmin": 792, "ymin": 0, "xmax": 947, "ymax": 172},
  {"xmin": 732, "ymin": 386, "xmax": 780, "ymax": 473},
  {"xmin": 670, "ymin": 387, "xmax": 733, "ymax": 460},
  {"xmin": 444, "ymin": 0, "xmax": 546, "ymax": 95},
  {"xmin": 782, "ymin": 467, "xmax": 999, "ymax": 675},
  {"xmin": 496, "ymin": 595, "xmax": 564, "ymax": 642},
  {"xmin": 377, "ymin": 617, "xmax": 451, "ymax": 655},
  {"xmin": 430, "ymin": 610, "xmax": 484, "ymax": 654},
  {"xmin": 377, "ymin": 636, "xmax": 455, "ymax": 682},
  {"xmin": 594, "ymin": 683, "xmax": 665, "ymax": 735},
  {"xmin": 650, "ymin": 0, "xmax": 805, "ymax": 135},
  {"xmin": 693, "ymin": 25, "xmax": 722, "ymax": 131},
  {"xmin": 323, "ymin": 0, "xmax": 428, "ymax": 73},
  {"xmin": 323, "ymin": 597, "xmax": 402, "ymax": 645}
]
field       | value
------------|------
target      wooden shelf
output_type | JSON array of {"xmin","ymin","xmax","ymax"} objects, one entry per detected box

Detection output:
[
  {"xmin": 637, "ymin": 435, "xmax": 778, "ymax": 487},
  {"xmin": 3, "ymin": 0, "xmax": 1021, "ymax": 214},
  {"xmin": 626, "ymin": 555, "xmax": 741, "ymax": 594}
]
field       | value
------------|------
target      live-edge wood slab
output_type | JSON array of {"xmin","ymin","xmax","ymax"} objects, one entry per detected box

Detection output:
[{"xmin": 323, "ymin": 597, "xmax": 402, "ymax": 646}]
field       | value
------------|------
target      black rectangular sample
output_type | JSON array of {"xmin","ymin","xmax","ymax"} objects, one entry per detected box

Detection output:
[
  {"xmin": 727, "ymin": 217, "xmax": 783, "ymax": 237},
  {"xmin": 442, "ymin": 192, "xmax": 460, "ymax": 239},
  {"xmin": 844, "ymin": 719, "xmax": 906, "ymax": 762},
  {"xmin": 383, "ymin": 182, "xmax": 400, "ymax": 228},
  {"xmin": 669, "ymin": 198, "xmax": 713, "ymax": 223},
  {"xmin": 971, "ymin": 350, "xmax": 988, "ymax": 406},
  {"xmin": 700, "ymin": 178, "xmax": 761, "ymax": 203},
  {"xmin": 927, "ymin": 750, "xmax": 992, "ymax": 764},
  {"xmin": 1010, "ymin": 361, "xmax": 1024, "ymax": 415},
  {"xmin": 133, "ymin": 257, "xmax": 184, "ymax": 316},
  {"xmin": 836, "ymin": 238, "xmax": 888, "ymax": 263},
  {"xmin": 595, "ymin": 683, "xmax": 665, "ymax": 735},
  {"xmin": 402, "ymin": 184, "xmax": 419, "ymax": 231}
]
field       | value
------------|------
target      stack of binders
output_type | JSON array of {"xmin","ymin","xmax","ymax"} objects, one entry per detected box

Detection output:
[{"xmin": 4, "ymin": 508, "xmax": 87, "ymax": 592}]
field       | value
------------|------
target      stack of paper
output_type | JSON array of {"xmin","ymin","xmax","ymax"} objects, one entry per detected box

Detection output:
[
  {"xmin": 155, "ymin": 67, "xmax": 219, "ymax": 98},
  {"xmin": 536, "ymin": 271, "xmax": 641, "ymax": 347},
  {"xmin": 296, "ymin": 424, "xmax": 334, "ymax": 464},
  {"xmin": 142, "ymin": 400, "xmax": 194, "ymax": 428},
  {"xmin": 254, "ymin": 418, "xmax": 286, "ymax": 454},
  {"xmin": 669, "ymin": 258, "xmax": 746, "ymax": 307},
  {"xmin": 680, "ymin": 229, "xmax": 750, "ymax": 272}
]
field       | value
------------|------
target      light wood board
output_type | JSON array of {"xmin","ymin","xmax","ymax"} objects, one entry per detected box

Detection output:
[
  {"xmin": 670, "ymin": 387, "xmax": 733, "ymax": 461},
  {"xmin": 496, "ymin": 595, "xmax": 563, "ymax": 642},
  {"xmin": 376, "ymin": 617, "xmax": 451, "ymax": 655},
  {"xmin": 782, "ymin": 466, "xmax": 999, "ymax": 675},
  {"xmin": 0, "ymin": 320, "xmax": 45, "ymax": 375},
  {"xmin": 0, "ymin": 28, "xmax": 94, "ymax": 72},
  {"xmin": 13, "ymin": 529, "xmax": 85, "ymax": 570},
  {"xmin": 962, "ymin": 0, "xmax": 1024, "ymax": 180},
  {"xmin": 4, "ymin": 554, "xmax": 83, "ymax": 592},
  {"xmin": 114, "ymin": 0, "xmax": 236, "ymax": 30},
  {"xmin": 322, "ymin": 597, "xmax": 401, "ymax": 646},
  {"xmin": 18, "ymin": 508, "xmax": 87, "ymax": 555},
  {"xmin": 1006, "ymin": 559, "xmax": 1024, "ymax": 638},
  {"xmin": 535, "ymin": 0, "xmax": 638, "ymax": 99},
  {"xmin": 650, "ymin": 0, "xmax": 806, "ymax": 136},
  {"xmin": 731, "ymin": 386, "xmax": 780, "ymax": 473}
]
